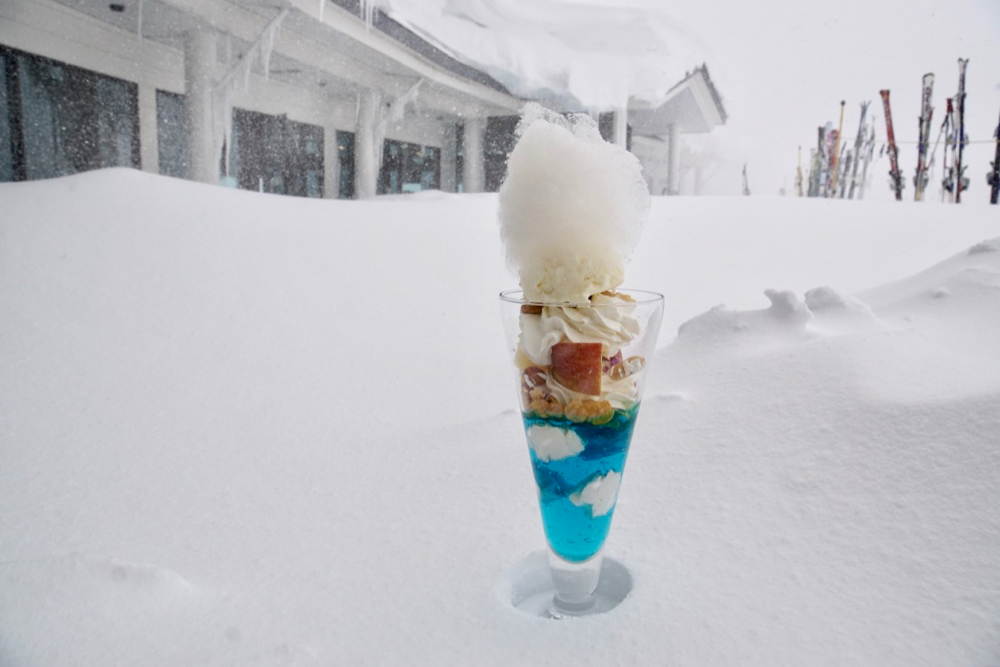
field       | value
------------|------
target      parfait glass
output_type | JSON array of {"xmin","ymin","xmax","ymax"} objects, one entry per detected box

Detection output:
[{"xmin": 499, "ymin": 289, "xmax": 664, "ymax": 618}]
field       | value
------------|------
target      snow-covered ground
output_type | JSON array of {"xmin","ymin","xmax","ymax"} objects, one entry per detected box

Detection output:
[{"xmin": 2, "ymin": 169, "xmax": 999, "ymax": 664}]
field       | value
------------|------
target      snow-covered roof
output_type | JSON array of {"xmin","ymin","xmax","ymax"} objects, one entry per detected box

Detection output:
[
  {"xmin": 328, "ymin": 0, "xmax": 512, "ymax": 95},
  {"xmin": 370, "ymin": 0, "xmax": 710, "ymax": 113},
  {"xmin": 628, "ymin": 65, "xmax": 728, "ymax": 136}
]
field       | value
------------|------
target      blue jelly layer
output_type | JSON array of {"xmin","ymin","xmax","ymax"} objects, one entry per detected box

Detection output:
[{"xmin": 522, "ymin": 408, "xmax": 639, "ymax": 563}]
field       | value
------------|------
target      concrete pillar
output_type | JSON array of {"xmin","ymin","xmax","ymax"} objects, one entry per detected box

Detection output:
[
  {"xmin": 440, "ymin": 121, "xmax": 457, "ymax": 192},
  {"xmin": 355, "ymin": 88, "xmax": 381, "ymax": 199},
  {"xmin": 611, "ymin": 108, "xmax": 628, "ymax": 148},
  {"xmin": 462, "ymin": 117, "xmax": 485, "ymax": 193},
  {"xmin": 666, "ymin": 123, "xmax": 680, "ymax": 196},
  {"xmin": 184, "ymin": 30, "xmax": 219, "ymax": 185},
  {"xmin": 323, "ymin": 124, "xmax": 340, "ymax": 199},
  {"xmin": 137, "ymin": 83, "xmax": 158, "ymax": 174}
]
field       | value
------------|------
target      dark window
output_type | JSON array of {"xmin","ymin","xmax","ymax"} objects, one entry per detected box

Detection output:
[
  {"xmin": 598, "ymin": 112, "xmax": 613, "ymax": 142},
  {"xmin": 1, "ymin": 51, "xmax": 13, "ymax": 182},
  {"xmin": 423, "ymin": 147, "xmax": 441, "ymax": 189},
  {"xmin": 156, "ymin": 90, "xmax": 188, "ymax": 179},
  {"xmin": 377, "ymin": 139, "xmax": 440, "ymax": 194},
  {"xmin": 228, "ymin": 107, "xmax": 324, "ymax": 198},
  {"xmin": 337, "ymin": 130, "xmax": 355, "ymax": 199},
  {"xmin": 598, "ymin": 112, "xmax": 631, "ymax": 150},
  {"xmin": 0, "ymin": 46, "xmax": 139, "ymax": 182},
  {"xmin": 485, "ymin": 115, "xmax": 518, "ymax": 192}
]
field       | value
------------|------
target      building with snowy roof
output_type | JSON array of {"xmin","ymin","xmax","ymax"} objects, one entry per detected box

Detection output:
[{"xmin": 0, "ymin": 0, "xmax": 726, "ymax": 198}]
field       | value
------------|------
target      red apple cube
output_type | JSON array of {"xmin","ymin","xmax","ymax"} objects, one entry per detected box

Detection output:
[{"xmin": 550, "ymin": 342, "xmax": 603, "ymax": 396}]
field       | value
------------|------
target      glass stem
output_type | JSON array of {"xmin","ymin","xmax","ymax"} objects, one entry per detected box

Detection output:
[{"xmin": 548, "ymin": 548, "xmax": 603, "ymax": 617}]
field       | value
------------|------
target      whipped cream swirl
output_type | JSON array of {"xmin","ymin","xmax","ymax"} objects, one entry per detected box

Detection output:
[{"xmin": 519, "ymin": 293, "xmax": 640, "ymax": 367}]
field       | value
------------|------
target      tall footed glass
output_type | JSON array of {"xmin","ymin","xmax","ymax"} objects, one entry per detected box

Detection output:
[{"xmin": 499, "ymin": 289, "xmax": 664, "ymax": 618}]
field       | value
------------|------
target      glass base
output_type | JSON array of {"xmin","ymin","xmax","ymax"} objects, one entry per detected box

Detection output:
[
  {"xmin": 549, "ymin": 548, "xmax": 604, "ymax": 611},
  {"xmin": 504, "ymin": 551, "xmax": 633, "ymax": 619}
]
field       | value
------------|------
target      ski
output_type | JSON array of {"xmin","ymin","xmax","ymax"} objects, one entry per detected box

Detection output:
[
  {"xmin": 858, "ymin": 122, "xmax": 875, "ymax": 200},
  {"xmin": 989, "ymin": 104, "xmax": 1000, "ymax": 204},
  {"xmin": 830, "ymin": 101, "xmax": 846, "ymax": 196},
  {"xmin": 914, "ymin": 73, "xmax": 934, "ymax": 201},
  {"xmin": 839, "ymin": 150, "xmax": 852, "ymax": 198},
  {"xmin": 955, "ymin": 58, "xmax": 969, "ymax": 202},
  {"xmin": 807, "ymin": 147, "xmax": 818, "ymax": 197},
  {"xmin": 824, "ymin": 125, "xmax": 839, "ymax": 198},
  {"xmin": 941, "ymin": 98, "xmax": 956, "ymax": 201},
  {"xmin": 809, "ymin": 125, "xmax": 827, "ymax": 197},
  {"xmin": 924, "ymin": 96, "xmax": 950, "ymax": 201},
  {"xmin": 796, "ymin": 146, "xmax": 804, "ymax": 197},
  {"xmin": 848, "ymin": 102, "xmax": 869, "ymax": 199},
  {"xmin": 834, "ymin": 141, "xmax": 848, "ymax": 198},
  {"xmin": 880, "ymin": 89, "xmax": 904, "ymax": 200}
]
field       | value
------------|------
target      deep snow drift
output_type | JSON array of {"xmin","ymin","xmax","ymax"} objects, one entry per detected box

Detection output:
[{"xmin": 1, "ymin": 169, "xmax": 999, "ymax": 665}]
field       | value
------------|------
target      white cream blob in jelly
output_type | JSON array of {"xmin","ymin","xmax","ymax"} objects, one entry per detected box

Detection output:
[{"xmin": 526, "ymin": 425, "xmax": 585, "ymax": 462}]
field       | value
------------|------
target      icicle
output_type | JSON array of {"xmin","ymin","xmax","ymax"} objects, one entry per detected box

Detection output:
[
  {"xmin": 360, "ymin": 0, "xmax": 377, "ymax": 31},
  {"xmin": 223, "ymin": 112, "xmax": 233, "ymax": 178},
  {"xmin": 372, "ymin": 78, "xmax": 423, "ymax": 171},
  {"xmin": 212, "ymin": 6, "xmax": 290, "ymax": 100},
  {"xmin": 259, "ymin": 14, "xmax": 281, "ymax": 80},
  {"xmin": 387, "ymin": 78, "xmax": 423, "ymax": 126},
  {"xmin": 371, "ymin": 91, "xmax": 387, "ymax": 179},
  {"xmin": 137, "ymin": 0, "xmax": 144, "ymax": 40},
  {"xmin": 209, "ymin": 5, "xmax": 290, "ymax": 177},
  {"xmin": 318, "ymin": 0, "xmax": 324, "ymax": 23}
]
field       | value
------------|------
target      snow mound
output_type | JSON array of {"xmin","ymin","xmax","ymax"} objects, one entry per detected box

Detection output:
[
  {"xmin": 804, "ymin": 286, "xmax": 881, "ymax": 335},
  {"xmin": 674, "ymin": 288, "xmax": 813, "ymax": 356},
  {"xmin": 0, "ymin": 555, "xmax": 213, "ymax": 664},
  {"xmin": 968, "ymin": 239, "xmax": 998, "ymax": 255},
  {"xmin": 861, "ymin": 237, "xmax": 1000, "ymax": 310},
  {"xmin": 0, "ymin": 553, "xmax": 200, "ymax": 598}
]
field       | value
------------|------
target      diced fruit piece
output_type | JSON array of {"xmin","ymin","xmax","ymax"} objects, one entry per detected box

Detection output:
[
  {"xmin": 522, "ymin": 366, "xmax": 547, "ymax": 389},
  {"xmin": 602, "ymin": 350, "xmax": 623, "ymax": 374},
  {"xmin": 625, "ymin": 355, "xmax": 645, "ymax": 375},
  {"xmin": 609, "ymin": 355, "xmax": 645, "ymax": 381},
  {"xmin": 551, "ymin": 342, "xmax": 603, "ymax": 396}
]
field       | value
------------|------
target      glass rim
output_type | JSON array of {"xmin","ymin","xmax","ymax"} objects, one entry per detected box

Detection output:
[{"xmin": 499, "ymin": 288, "xmax": 664, "ymax": 307}]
